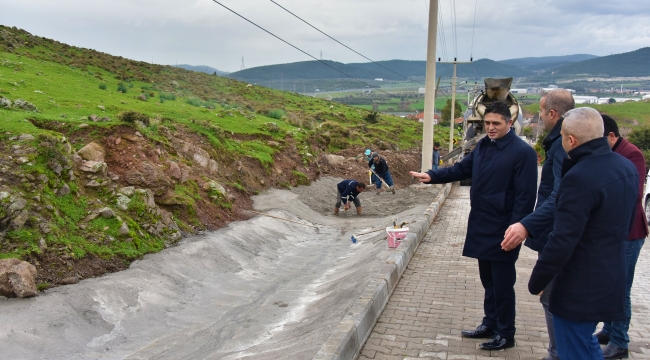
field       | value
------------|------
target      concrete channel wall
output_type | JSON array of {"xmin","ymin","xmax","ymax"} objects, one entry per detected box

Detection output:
[{"xmin": 314, "ymin": 183, "xmax": 453, "ymax": 360}]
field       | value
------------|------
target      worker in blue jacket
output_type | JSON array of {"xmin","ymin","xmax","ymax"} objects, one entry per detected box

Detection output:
[
  {"xmin": 411, "ymin": 101, "xmax": 538, "ymax": 351},
  {"xmin": 334, "ymin": 180, "xmax": 366, "ymax": 216},
  {"xmin": 528, "ymin": 108, "xmax": 638, "ymax": 360}
]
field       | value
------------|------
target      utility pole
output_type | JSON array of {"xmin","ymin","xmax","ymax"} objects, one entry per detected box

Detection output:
[
  {"xmin": 438, "ymin": 59, "xmax": 471, "ymax": 155},
  {"xmin": 420, "ymin": 0, "xmax": 439, "ymax": 172}
]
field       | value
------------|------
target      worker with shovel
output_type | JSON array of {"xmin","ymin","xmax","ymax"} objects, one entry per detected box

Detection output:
[
  {"xmin": 368, "ymin": 152, "xmax": 395, "ymax": 195},
  {"xmin": 334, "ymin": 180, "xmax": 366, "ymax": 216}
]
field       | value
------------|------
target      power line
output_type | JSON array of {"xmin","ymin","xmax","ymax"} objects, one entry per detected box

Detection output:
[
  {"xmin": 269, "ymin": 0, "xmax": 425, "ymax": 85},
  {"xmin": 437, "ymin": 1, "xmax": 449, "ymax": 62},
  {"xmin": 210, "ymin": 0, "xmax": 393, "ymax": 95},
  {"xmin": 449, "ymin": 0, "xmax": 458, "ymax": 58},
  {"xmin": 426, "ymin": 0, "xmax": 448, "ymax": 62},
  {"xmin": 470, "ymin": 0, "xmax": 478, "ymax": 59}
]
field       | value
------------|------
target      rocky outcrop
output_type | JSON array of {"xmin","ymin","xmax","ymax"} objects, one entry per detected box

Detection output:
[
  {"xmin": 0, "ymin": 258, "xmax": 38, "ymax": 298},
  {"xmin": 320, "ymin": 154, "xmax": 346, "ymax": 167},
  {"xmin": 77, "ymin": 142, "xmax": 106, "ymax": 162},
  {"xmin": 13, "ymin": 99, "xmax": 37, "ymax": 111},
  {"xmin": 124, "ymin": 162, "xmax": 172, "ymax": 195},
  {"xmin": 0, "ymin": 191, "xmax": 30, "ymax": 231},
  {"xmin": 159, "ymin": 126, "xmax": 218, "ymax": 174}
]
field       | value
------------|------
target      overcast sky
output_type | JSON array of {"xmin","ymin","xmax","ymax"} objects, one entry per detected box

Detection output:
[{"xmin": 2, "ymin": 0, "xmax": 649, "ymax": 73}]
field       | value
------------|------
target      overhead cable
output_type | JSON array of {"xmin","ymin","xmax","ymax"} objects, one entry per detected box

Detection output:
[
  {"xmin": 210, "ymin": 0, "xmax": 393, "ymax": 95},
  {"xmin": 470, "ymin": 0, "xmax": 478, "ymax": 59},
  {"xmin": 269, "ymin": 0, "xmax": 425, "ymax": 85}
]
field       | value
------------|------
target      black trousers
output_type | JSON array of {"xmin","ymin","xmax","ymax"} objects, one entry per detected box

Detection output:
[{"xmin": 478, "ymin": 259, "xmax": 517, "ymax": 341}]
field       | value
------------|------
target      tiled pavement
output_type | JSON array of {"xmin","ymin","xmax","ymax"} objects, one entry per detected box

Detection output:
[{"xmin": 360, "ymin": 185, "xmax": 650, "ymax": 359}]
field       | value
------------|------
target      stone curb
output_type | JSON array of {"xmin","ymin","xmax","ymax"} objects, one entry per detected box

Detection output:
[{"xmin": 313, "ymin": 183, "xmax": 453, "ymax": 360}]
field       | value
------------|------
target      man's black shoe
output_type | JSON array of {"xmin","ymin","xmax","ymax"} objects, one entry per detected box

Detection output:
[
  {"xmin": 461, "ymin": 324, "xmax": 495, "ymax": 338},
  {"xmin": 594, "ymin": 330, "xmax": 610, "ymax": 345},
  {"xmin": 479, "ymin": 335, "xmax": 515, "ymax": 350},
  {"xmin": 602, "ymin": 343, "xmax": 629, "ymax": 359}
]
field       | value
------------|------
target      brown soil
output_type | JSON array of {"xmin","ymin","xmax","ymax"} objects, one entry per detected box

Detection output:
[{"xmin": 5, "ymin": 119, "xmax": 430, "ymax": 287}]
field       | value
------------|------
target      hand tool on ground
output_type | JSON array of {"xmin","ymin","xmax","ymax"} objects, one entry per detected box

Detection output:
[
  {"xmin": 350, "ymin": 227, "xmax": 385, "ymax": 243},
  {"xmin": 246, "ymin": 210, "xmax": 319, "ymax": 228},
  {"xmin": 370, "ymin": 168, "xmax": 395, "ymax": 194}
]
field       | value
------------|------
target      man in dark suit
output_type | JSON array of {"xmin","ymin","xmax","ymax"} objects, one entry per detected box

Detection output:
[
  {"xmin": 501, "ymin": 88, "xmax": 575, "ymax": 360},
  {"xmin": 411, "ymin": 101, "xmax": 538, "ymax": 350},
  {"xmin": 528, "ymin": 108, "xmax": 638, "ymax": 359},
  {"xmin": 595, "ymin": 115, "xmax": 648, "ymax": 359}
]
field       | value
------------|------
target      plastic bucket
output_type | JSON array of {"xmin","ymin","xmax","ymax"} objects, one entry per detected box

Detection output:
[{"xmin": 386, "ymin": 227, "xmax": 409, "ymax": 248}]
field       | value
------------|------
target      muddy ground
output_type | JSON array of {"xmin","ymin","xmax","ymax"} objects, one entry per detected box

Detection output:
[{"xmin": 0, "ymin": 174, "xmax": 441, "ymax": 359}]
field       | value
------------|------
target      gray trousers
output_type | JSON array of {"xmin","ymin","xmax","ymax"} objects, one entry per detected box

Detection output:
[
  {"xmin": 335, "ymin": 190, "xmax": 360, "ymax": 208},
  {"xmin": 540, "ymin": 269, "xmax": 560, "ymax": 360}
]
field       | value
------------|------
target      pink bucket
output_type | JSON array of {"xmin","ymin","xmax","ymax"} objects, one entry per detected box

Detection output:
[{"xmin": 386, "ymin": 227, "xmax": 409, "ymax": 248}]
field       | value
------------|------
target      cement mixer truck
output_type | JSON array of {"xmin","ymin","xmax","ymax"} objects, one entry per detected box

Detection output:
[{"xmin": 442, "ymin": 77, "xmax": 524, "ymax": 162}]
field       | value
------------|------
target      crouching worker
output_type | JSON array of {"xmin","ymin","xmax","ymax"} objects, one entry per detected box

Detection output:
[{"xmin": 334, "ymin": 180, "xmax": 366, "ymax": 215}]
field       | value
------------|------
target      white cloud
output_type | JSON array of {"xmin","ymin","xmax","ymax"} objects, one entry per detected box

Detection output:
[{"xmin": 1, "ymin": 0, "xmax": 649, "ymax": 72}]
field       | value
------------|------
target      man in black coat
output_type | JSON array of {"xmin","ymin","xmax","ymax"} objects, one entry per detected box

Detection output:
[
  {"xmin": 528, "ymin": 107, "xmax": 638, "ymax": 359},
  {"xmin": 411, "ymin": 101, "xmax": 537, "ymax": 350},
  {"xmin": 501, "ymin": 89, "xmax": 575, "ymax": 360}
]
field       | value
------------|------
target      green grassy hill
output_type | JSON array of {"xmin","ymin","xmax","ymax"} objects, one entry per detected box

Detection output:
[
  {"xmin": 552, "ymin": 48, "xmax": 650, "ymax": 77},
  {"xmin": 499, "ymin": 54, "xmax": 597, "ymax": 70},
  {"xmin": 0, "ymin": 25, "xmax": 443, "ymax": 289},
  {"xmin": 229, "ymin": 58, "xmax": 533, "ymax": 84}
]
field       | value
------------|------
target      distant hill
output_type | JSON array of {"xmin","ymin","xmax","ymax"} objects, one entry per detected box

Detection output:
[
  {"xmin": 173, "ymin": 64, "xmax": 229, "ymax": 76},
  {"xmin": 552, "ymin": 48, "xmax": 650, "ymax": 77},
  {"xmin": 500, "ymin": 54, "xmax": 598, "ymax": 70},
  {"xmin": 228, "ymin": 59, "xmax": 532, "ymax": 83}
]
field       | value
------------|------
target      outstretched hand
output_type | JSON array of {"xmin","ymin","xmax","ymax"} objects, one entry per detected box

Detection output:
[
  {"xmin": 502, "ymin": 222, "xmax": 528, "ymax": 251},
  {"xmin": 409, "ymin": 171, "xmax": 431, "ymax": 183}
]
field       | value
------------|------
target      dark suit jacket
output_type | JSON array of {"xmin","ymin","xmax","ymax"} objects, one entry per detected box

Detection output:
[
  {"xmin": 426, "ymin": 130, "xmax": 538, "ymax": 262},
  {"xmin": 522, "ymin": 118, "xmax": 568, "ymax": 252},
  {"xmin": 528, "ymin": 137, "xmax": 638, "ymax": 322},
  {"xmin": 613, "ymin": 137, "xmax": 648, "ymax": 240}
]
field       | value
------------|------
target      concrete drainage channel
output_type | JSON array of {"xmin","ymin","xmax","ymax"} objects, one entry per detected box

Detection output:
[{"xmin": 314, "ymin": 183, "xmax": 452, "ymax": 360}]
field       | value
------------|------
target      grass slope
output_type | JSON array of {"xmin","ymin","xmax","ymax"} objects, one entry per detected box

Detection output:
[
  {"xmin": 1, "ymin": 25, "xmax": 452, "ymax": 285},
  {"xmin": 552, "ymin": 48, "xmax": 650, "ymax": 77}
]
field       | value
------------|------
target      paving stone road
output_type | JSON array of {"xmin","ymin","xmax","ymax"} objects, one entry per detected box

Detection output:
[{"xmin": 360, "ymin": 185, "xmax": 650, "ymax": 359}]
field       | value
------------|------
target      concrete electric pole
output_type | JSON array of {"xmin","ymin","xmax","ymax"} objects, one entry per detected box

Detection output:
[
  {"xmin": 421, "ymin": 0, "xmax": 439, "ymax": 172},
  {"xmin": 438, "ymin": 59, "xmax": 471, "ymax": 155}
]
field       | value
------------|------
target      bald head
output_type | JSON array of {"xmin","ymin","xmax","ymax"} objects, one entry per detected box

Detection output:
[{"xmin": 561, "ymin": 108, "xmax": 604, "ymax": 154}]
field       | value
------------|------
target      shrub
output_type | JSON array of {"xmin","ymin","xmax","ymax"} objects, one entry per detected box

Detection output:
[
  {"xmin": 118, "ymin": 110, "xmax": 150, "ymax": 126},
  {"xmin": 267, "ymin": 109, "xmax": 286, "ymax": 120},
  {"xmin": 159, "ymin": 92, "xmax": 176, "ymax": 102},
  {"xmin": 117, "ymin": 82, "xmax": 128, "ymax": 93},
  {"xmin": 365, "ymin": 111, "xmax": 379, "ymax": 124},
  {"xmin": 98, "ymin": 83, "xmax": 107, "ymax": 90},
  {"xmin": 185, "ymin": 97, "xmax": 215, "ymax": 108}
]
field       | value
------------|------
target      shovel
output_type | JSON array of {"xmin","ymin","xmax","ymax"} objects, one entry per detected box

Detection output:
[{"xmin": 370, "ymin": 168, "xmax": 395, "ymax": 194}]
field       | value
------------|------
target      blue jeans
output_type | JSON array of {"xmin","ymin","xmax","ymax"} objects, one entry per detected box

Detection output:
[
  {"xmin": 372, "ymin": 170, "xmax": 394, "ymax": 189},
  {"xmin": 602, "ymin": 238, "xmax": 645, "ymax": 348},
  {"xmin": 553, "ymin": 314, "xmax": 602, "ymax": 360}
]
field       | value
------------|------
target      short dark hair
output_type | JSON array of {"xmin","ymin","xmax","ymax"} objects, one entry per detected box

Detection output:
[
  {"xmin": 356, "ymin": 182, "xmax": 366, "ymax": 189},
  {"xmin": 602, "ymin": 114, "xmax": 620, "ymax": 137},
  {"xmin": 434, "ymin": 142, "xmax": 440, "ymax": 147},
  {"xmin": 484, "ymin": 101, "xmax": 511, "ymax": 122},
  {"xmin": 371, "ymin": 152, "xmax": 379, "ymax": 158}
]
